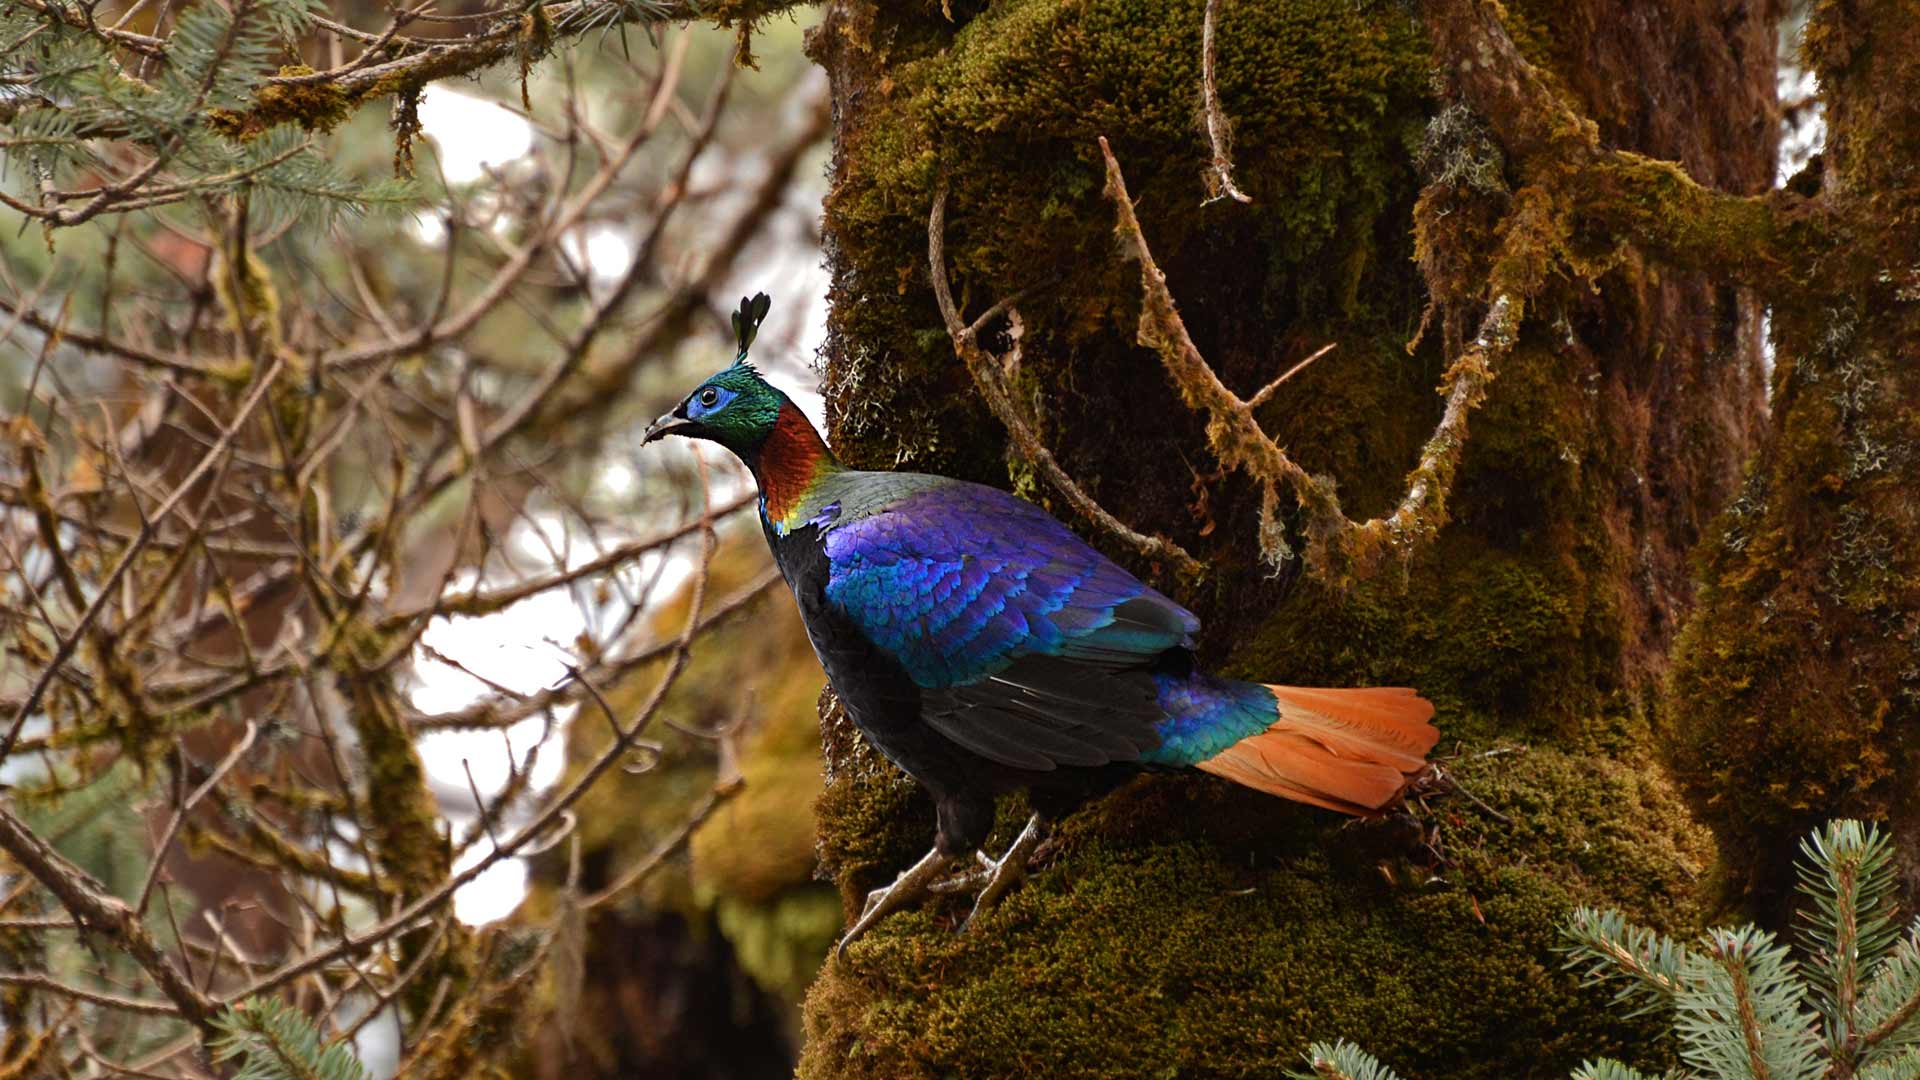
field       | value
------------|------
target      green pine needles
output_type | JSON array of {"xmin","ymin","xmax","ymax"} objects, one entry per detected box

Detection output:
[
  {"xmin": 1, "ymin": 0, "xmax": 411, "ymax": 230},
  {"xmin": 1286, "ymin": 1040, "xmax": 1408, "ymax": 1080},
  {"xmin": 1292, "ymin": 820, "xmax": 1920, "ymax": 1080},
  {"xmin": 212, "ymin": 997, "xmax": 372, "ymax": 1080}
]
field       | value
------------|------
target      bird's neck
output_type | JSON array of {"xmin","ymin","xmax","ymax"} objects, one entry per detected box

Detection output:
[{"xmin": 751, "ymin": 401, "xmax": 843, "ymax": 529}]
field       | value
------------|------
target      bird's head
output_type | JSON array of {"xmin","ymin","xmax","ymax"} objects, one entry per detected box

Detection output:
[{"xmin": 642, "ymin": 293, "xmax": 787, "ymax": 457}]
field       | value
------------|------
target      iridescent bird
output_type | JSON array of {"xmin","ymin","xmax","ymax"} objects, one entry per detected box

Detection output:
[{"xmin": 645, "ymin": 294, "xmax": 1438, "ymax": 954}]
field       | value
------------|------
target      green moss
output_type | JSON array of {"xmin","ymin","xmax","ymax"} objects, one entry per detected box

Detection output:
[
  {"xmin": 206, "ymin": 66, "xmax": 355, "ymax": 139},
  {"xmin": 804, "ymin": 0, "xmax": 1775, "ymax": 1073},
  {"xmin": 1665, "ymin": 294, "xmax": 1920, "ymax": 911},
  {"xmin": 815, "ymin": 0, "xmax": 1431, "ymax": 481},
  {"xmin": 802, "ymin": 747, "xmax": 1711, "ymax": 1080}
]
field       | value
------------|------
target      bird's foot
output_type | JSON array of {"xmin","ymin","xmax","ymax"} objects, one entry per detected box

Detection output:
[
  {"xmin": 838, "ymin": 846, "xmax": 955, "ymax": 959},
  {"xmin": 961, "ymin": 812, "xmax": 1048, "ymax": 932}
]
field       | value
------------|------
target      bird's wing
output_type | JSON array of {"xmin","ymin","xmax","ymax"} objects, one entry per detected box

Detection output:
[{"xmin": 821, "ymin": 476, "xmax": 1198, "ymax": 771}]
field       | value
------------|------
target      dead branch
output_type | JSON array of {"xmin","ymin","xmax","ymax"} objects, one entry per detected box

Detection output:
[
  {"xmin": 0, "ymin": 805, "xmax": 219, "ymax": 1031},
  {"xmin": 928, "ymin": 182, "xmax": 1207, "ymax": 580},
  {"xmin": 1100, "ymin": 136, "xmax": 1517, "ymax": 582},
  {"xmin": 1199, "ymin": 0, "xmax": 1251, "ymax": 205}
]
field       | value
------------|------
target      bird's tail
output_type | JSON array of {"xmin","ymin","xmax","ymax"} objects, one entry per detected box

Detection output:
[
  {"xmin": 1152, "ymin": 674, "xmax": 1438, "ymax": 815},
  {"xmin": 1199, "ymin": 685, "xmax": 1439, "ymax": 814}
]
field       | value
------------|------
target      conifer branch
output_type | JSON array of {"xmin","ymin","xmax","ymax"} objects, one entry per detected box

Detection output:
[
  {"xmin": 0, "ymin": 0, "xmax": 776, "ymax": 136},
  {"xmin": 1860, "ymin": 928, "xmax": 1920, "ymax": 1051},
  {"xmin": 213, "ymin": 997, "xmax": 372, "ymax": 1080},
  {"xmin": 1286, "ymin": 1040, "xmax": 1407, "ymax": 1080}
]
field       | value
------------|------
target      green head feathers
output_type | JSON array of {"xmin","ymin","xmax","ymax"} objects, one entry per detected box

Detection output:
[{"xmin": 642, "ymin": 293, "xmax": 790, "ymax": 456}]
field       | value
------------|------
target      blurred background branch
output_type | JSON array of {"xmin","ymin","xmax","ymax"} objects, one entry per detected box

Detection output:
[{"xmin": 0, "ymin": 0, "xmax": 830, "ymax": 1073}]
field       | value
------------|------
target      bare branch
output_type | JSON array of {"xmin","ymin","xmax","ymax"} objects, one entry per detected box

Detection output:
[
  {"xmin": 230, "ymin": 479, "xmax": 725, "ymax": 1003},
  {"xmin": 1199, "ymin": 0, "xmax": 1251, "ymax": 205},
  {"xmin": 1099, "ymin": 136, "xmax": 1517, "ymax": 581},
  {"xmin": 0, "ymin": 16, "xmax": 829, "ymax": 1065},
  {"xmin": 1, "ymin": 355, "xmax": 286, "ymax": 761},
  {"xmin": 0, "ymin": 973, "xmax": 182, "ymax": 1017},
  {"xmin": 929, "ymin": 183, "xmax": 1206, "ymax": 580},
  {"xmin": 0, "ymin": 806, "xmax": 218, "ymax": 1031}
]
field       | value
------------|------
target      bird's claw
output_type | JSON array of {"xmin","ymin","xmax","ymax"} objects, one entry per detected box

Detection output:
[
  {"xmin": 835, "ymin": 814, "xmax": 1051, "ymax": 959},
  {"xmin": 926, "ymin": 863, "xmax": 994, "ymax": 895},
  {"xmin": 961, "ymin": 812, "xmax": 1047, "ymax": 933},
  {"xmin": 837, "ymin": 846, "xmax": 954, "ymax": 960}
]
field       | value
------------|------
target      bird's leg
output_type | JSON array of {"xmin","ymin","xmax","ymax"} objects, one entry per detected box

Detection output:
[
  {"xmin": 962, "ymin": 811, "xmax": 1048, "ymax": 932},
  {"xmin": 839, "ymin": 846, "xmax": 955, "ymax": 958}
]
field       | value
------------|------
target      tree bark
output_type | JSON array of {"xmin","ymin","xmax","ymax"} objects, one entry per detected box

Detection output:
[
  {"xmin": 800, "ymin": 0, "xmax": 1781, "ymax": 1075},
  {"xmin": 1666, "ymin": 0, "xmax": 1920, "ymax": 920}
]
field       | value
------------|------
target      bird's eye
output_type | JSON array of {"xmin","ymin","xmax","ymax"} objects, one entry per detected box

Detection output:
[{"xmin": 698, "ymin": 387, "xmax": 719, "ymax": 407}]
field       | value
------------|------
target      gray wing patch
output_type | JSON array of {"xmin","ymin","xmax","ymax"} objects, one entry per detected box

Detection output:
[{"xmin": 809, "ymin": 470, "xmax": 952, "ymax": 530}]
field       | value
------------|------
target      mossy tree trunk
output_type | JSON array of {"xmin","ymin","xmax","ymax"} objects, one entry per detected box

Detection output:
[
  {"xmin": 795, "ymin": 0, "xmax": 1789, "ymax": 1076},
  {"xmin": 1666, "ymin": 1, "xmax": 1920, "ymax": 920}
]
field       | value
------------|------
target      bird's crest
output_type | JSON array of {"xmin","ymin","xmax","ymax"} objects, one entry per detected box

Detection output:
[{"xmin": 732, "ymin": 292, "xmax": 772, "ymax": 365}]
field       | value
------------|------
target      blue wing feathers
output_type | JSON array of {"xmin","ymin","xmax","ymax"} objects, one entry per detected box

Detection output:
[
  {"xmin": 816, "ymin": 474, "xmax": 1202, "ymax": 771},
  {"xmin": 794, "ymin": 473, "xmax": 1433, "ymax": 800},
  {"xmin": 821, "ymin": 477, "xmax": 1197, "ymax": 689}
]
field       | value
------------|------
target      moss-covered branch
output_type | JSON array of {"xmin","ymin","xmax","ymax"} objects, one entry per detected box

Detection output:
[
  {"xmin": 1102, "ymin": 136, "xmax": 1524, "ymax": 584},
  {"xmin": 0, "ymin": 0, "xmax": 808, "ymax": 140},
  {"xmin": 1418, "ymin": 0, "xmax": 1836, "ymax": 301},
  {"xmin": 927, "ymin": 182, "xmax": 1207, "ymax": 580}
]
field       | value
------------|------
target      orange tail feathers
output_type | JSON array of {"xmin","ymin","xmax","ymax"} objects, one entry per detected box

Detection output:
[{"xmin": 1194, "ymin": 686, "xmax": 1439, "ymax": 815}]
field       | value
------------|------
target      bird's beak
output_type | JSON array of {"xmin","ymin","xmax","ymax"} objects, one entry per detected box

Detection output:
[{"xmin": 642, "ymin": 410, "xmax": 693, "ymax": 444}]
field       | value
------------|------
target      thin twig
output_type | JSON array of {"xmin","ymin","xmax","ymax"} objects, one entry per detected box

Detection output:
[
  {"xmin": 583, "ymin": 775, "xmax": 742, "ymax": 908},
  {"xmin": 0, "ymin": 973, "xmax": 182, "ymax": 1016},
  {"xmin": 136, "ymin": 720, "xmax": 258, "ymax": 914},
  {"xmin": 1199, "ymin": 0, "xmax": 1252, "ymax": 205},
  {"xmin": 928, "ymin": 182, "xmax": 1206, "ymax": 580},
  {"xmin": 1100, "ymin": 136, "xmax": 1514, "ymax": 581}
]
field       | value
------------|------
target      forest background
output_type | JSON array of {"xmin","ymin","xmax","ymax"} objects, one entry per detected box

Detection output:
[{"xmin": 0, "ymin": 0, "xmax": 1914, "ymax": 1077}]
